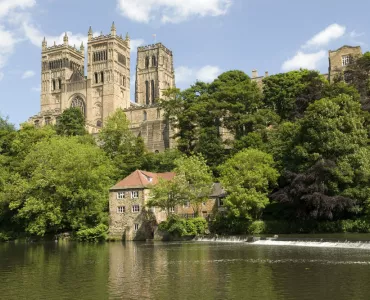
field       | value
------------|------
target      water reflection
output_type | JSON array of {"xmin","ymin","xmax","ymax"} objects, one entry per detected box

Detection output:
[{"xmin": 1, "ymin": 241, "xmax": 370, "ymax": 299}]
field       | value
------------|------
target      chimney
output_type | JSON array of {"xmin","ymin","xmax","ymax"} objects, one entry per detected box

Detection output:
[
  {"xmin": 265, "ymin": 71, "xmax": 269, "ymax": 77},
  {"xmin": 252, "ymin": 69, "xmax": 258, "ymax": 78}
]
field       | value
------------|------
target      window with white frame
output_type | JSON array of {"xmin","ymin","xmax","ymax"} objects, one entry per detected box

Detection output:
[
  {"xmin": 218, "ymin": 198, "xmax": 224, "ymax": 207},
  {"xmin": 134, "ymin": 223, "xmax": 139, "ymax": 231},
  {"xmin": 169, "ymin": 207, "xmax": 175, "ymax": 213},
  {"xmin": 342, "ymin": 55, "xmax": 351, "ymax": 66},
  {"xmin": 117, "ymin": 206, "xmax": 125, "ymax": 213},
  {"xmin": 132, "ymin": 205, "xmax": 140, "ymax": 213},
  {"xmin": 131, "ymin": 191, "xmax": 139, "ymax": 199},
  {"xmin": 117, "ymin": 191, "xmax": 125, "ymax": 199},
  {"xmin": 184, "ymin": 201, "xmax": 190, "ymax": 208}
]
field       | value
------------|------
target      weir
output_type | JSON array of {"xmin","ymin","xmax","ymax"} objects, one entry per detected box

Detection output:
[{"xmin": 194, "ymin": 235, "xmax": 370, "ymax": 250}]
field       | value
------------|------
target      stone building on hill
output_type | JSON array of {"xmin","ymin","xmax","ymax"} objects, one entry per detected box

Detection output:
[
  {"xmin": 108, "ymin": 170, "xmax": 226, "ymax": 240},
  {"xmin": 28, "ymin": 21, "xmax": 362, "ymax": 153}
]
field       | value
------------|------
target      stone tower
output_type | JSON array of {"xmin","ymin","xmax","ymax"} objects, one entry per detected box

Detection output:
[
  {"xmin": 86, "ymin": 23, "xmax": 131, "ymax": 125},
  {"xmin": 135, "ymin": 43, "xmax": 175, "ymax": 105},
  {"xmin": 40, "ymin": 33, "xmax": 85, "ymax": 123},
  {"xmin": 328, "ymin": 45, "xmax": 362, "ymax": 83}
]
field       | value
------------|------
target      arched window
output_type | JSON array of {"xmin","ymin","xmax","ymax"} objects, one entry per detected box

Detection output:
[
  {"xmin": 155, "ymin": 150, "xmax": 159, "ymax": 153},
  {"xmin": 101, "ymin": 71, "xmax": 104, "ymax": 83},
  {"xmin": 52, "ymin": 79, "xmax": 56, "ymax": 91},
  {"xmin": 34, "ymin": 120, "xmax": 40, "ymax": 128},
  {"xmin": 143, "ymin": 111, "xmax": 147, "ymax": 121},
  {"xmin": 152, "ymin": 56, "xmax": 157, "ymax": 67},
  {"xmin": 95, "ymin": 73, "xmax": 98, "ymax": 83},
  {"xmin": 145, "ymin": 81, "xmax": 150, "ymax": 105},
  {"xmin": 151, "ymin": 80, "xmax": 155, "ymax": 104},
  {"xmin": 123, "ymin": 76, "xmax": 126, "ymax": 87},
  {"xmin": 96, "ymin": 120, "xmax": 102, "ymax": 127},
  {"xmin": 145, "ymin": 56, "xmax": 149, "ymax": 68},
  {"xmin": 45, "ymin": 117, "xmax": 51, "ymax": 125},
  {"xmin": 71, "ymin": 96, "xmax": 85, "ymax": 116},
  {"xmin": 58, "ymin": 79, "xmax": 62, "ymax": 90},
  {"xmin": 157, "ymin": 109, "xmax": 161, "ymax": 119}
]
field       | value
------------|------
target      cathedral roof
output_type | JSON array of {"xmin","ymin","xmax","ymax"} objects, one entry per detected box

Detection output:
[
  {"xmin": 110, "ymin": 170, "xmax": 175, "ymax": 190},
  {"xmin": 69, "ymin": 70, "xmax": 85, "ymax": 82}
]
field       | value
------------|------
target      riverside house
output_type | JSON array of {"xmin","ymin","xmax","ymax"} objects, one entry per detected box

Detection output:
[{"xmin": 108, "ymin": 170, "xmax": 226, "ymax": 240}]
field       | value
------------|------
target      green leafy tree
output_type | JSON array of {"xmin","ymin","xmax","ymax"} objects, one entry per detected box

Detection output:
[
  {"xmin": 99, "ymin": 109, "xmax": 146, "ymax": 179},
  {"xmin": 1, "ymin": 136, "xmax": 115, "ymax": 236},
  {"xmin": 147, "ymin": 175, "xmax": 189, "ymax": 216},
  {"xmin": 174, "ymin": 155, "xmax": 214, "ymax": 215},
  {"xmin": 263, "ymin": 70, "xmax": 326, "ymax": 120},
  {"xmin": 141, "ymin": 149, "xmax": 183, "ymax": 173},
  {"xmin": 219, "ymin": 149, "xmax": 279, "ymax": 220},
  {"xmin": 55, "ymin": 107, "xmax": 87, "ymax": 136}
]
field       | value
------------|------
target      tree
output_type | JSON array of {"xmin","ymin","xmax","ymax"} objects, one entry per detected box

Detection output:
[
  {"xmin": 55, "ymin": 107, "xmax": 87, "ymax": 136},
  {"xmin": 141, "ymin": 149, "xmax": 183, "ymax": 173},
  {"xmin": 0, "ymin": 136, "xmax": 115, "ymax": 236},
  {"xmin": 174, "ymin": 155, "xmax": 214, "ymax": 215},
  {"xmin": 219, "ymin": 149, "xmax": 279, "ymax": 220},
  {"xmin": 263, "ymin": 70, "xmax": 326, "ymax": 120},
  {"xmin": 99, "ymin": 109, "xmax": 146, "ymax": 179},
  {"xmin": 147, "ymin": 175, "xmax": 189, "ymax": 216}
]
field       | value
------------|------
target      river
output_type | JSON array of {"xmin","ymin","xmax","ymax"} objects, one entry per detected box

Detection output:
[{"xmin": 1, "ymin": 235, "xmax": 370, "ymax": 299}]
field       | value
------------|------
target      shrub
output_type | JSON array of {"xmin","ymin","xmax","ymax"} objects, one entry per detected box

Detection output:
[
  {"xmin": 248, "ymin": 221, "xmax": 266, "ymax": 234},
  {"xmin": 0, "ymin": 232, "xmax": 12, "ymax": 242},
  {"xmin": 158, "ymin": 216, "xmax": 208, "ymax": 237},
  {"xmin": 75, "ymin": 224, "xmax": 108, "ymax": 242}
]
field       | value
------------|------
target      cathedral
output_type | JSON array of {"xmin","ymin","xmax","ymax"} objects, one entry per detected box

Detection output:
[
  {"xmin": 29, "ymin": 23, "xmax": 176, "ymax": 152},
  {"xmin": 28, "ymin": 22, "xmax": 363, "ymax": 152}
]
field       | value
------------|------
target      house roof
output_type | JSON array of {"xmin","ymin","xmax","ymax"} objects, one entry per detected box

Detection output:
[
  {"xmin": 210, "ymin": 183, "xmax": 227, "ymax": 198},
  {"xmin": 110, "ymin": 170, "xmax": 175, "ymax": 190}
]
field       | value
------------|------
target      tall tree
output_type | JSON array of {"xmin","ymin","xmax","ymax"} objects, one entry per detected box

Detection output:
[
  {"xmin": 263, "ymin": 70, "xmax": 326, "ymax": 120},
  {"xmin": 55, "ymin": 107, "xmax": 87, "ymax": 136},
  {"xmin": 174, "ymin": 155, "xmax": 214, "ymax": 215},
  {"xmin": 147, "ymin": 175, "xmax": 189, "ymax": 216},
  {"xmin": 99, "ymin": 109, "xmax": 146, "ymax": 179},
  {"xmin": 0, "ymin": 136, "xmax": 115, "ymax": 236},
  {"xmin": 219, "ymin": 149, "xmax": 279, "ymax": 220}
]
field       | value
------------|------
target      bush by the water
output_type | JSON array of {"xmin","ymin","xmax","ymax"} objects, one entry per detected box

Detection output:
[
  {"xmin": 75, "ymin": 224, "xmax": 108, "ymax": 242},
  {"xmin": 158, "ymin": 216, "xmax": 207, "ymax": 237}
]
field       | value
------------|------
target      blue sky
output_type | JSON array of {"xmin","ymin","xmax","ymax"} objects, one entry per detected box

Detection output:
[{"xmin": 0, "ymin": 0, "xmax": 368, "ymax": 126}]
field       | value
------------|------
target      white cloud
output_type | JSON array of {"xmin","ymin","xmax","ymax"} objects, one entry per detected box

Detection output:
[
  {"xmin": 350, "ymin": 30, "xmax": 364, "ymax": 38},
  {"xmin": 0, "ymin": 26, "xmax": 17, "ymax": 69},
  {"xmin": 23, "ymin": 22, "xmax": 143, "ymax": 53},
  {"xmin": 282, "ymin": 50, "xmax": 326, "ymax": 71},
  {"xmin": 117, "ymin": 0, "xmax": 232, "ymax": 23},
  {"xmin": 130, "ymin": 38, "xmax": 145, "ymax": 52},
  {"xmin": 22, "ymin": 70, "xmax": 35, "ymax": 79},
  {"xmin": 303, "ymin": 24, "xmax": 346, "ymax": 49},
  {"xmin": 175, "ymin": 65, "xmax": 222, "ymax": 84},
  {"xmin": 31, "ymin": 85, "xmax": 40, "ymax": 92},
  {"xmin": 0, "ymin": 0, "xmax": 35, "ymax": 18}
]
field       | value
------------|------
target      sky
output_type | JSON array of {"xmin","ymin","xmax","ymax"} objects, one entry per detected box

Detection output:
[{"xmin": 0, "ymin": 0, "xmax": 369, "ymax": 126}]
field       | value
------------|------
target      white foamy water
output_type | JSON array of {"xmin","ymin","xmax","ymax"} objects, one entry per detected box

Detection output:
[
  {"xmin": 252, "ymin": 240, "xmax": 370, "ymax": 249},
  {"xmin": 195, "ymin": 237, "xmax": 370, "ymax": 250}
]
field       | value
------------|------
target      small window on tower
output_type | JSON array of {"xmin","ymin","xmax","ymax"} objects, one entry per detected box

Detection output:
[
  {"xmin": 95, "ymin": 73, "xmax": 98, "ymax": 84},
  {"xmin": 152, "ymin": 56, "xmax": 157, "ymax": 67},
  {"xmin": 97, "ymin": 120, "xmax": 102, "ymax": 128},
  {"xmin": 143, "ymin": 111, "xmax": 147, "ymax": 121},
  {"xmin": 52, "ymin": 80, "xmax": 56, "ymax": 91},
  {"xmin": 145, "ymin": 57, "xmax": 149, "ymax": 68},
  {"xmin": 101, "ymin": 72, "xmax": 104, "ymax": 83},
  {"xmin": 58, "ymin": 79, "xmax": 62, "ymax": 90},
  {"xmin": 342, "ymin": 55, "xmax": 351, "ymax": 66}
]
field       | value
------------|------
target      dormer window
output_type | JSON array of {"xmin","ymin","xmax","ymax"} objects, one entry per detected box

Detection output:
[{"xmin": 148, "ymin": 177, "xmax": 153, "ymax": 183}]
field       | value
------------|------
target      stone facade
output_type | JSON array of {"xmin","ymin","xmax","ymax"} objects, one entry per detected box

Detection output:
[
  {"xmin": 28, "ymin": 33, "xmax": 360, "ymax": 151},
  {"xmin": 328, "ymin": 45, "xmax": 362, "ymax": 83},
  {"xmin": 109, "ymin": 170, "xmax": 225, "ymax": 240},
  {"xmin": 29, "ymin": 24, "xmax": 176, "ymax": 151}
]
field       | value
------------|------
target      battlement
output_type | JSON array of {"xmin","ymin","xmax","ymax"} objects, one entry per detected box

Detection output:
[
  {"xmin": 43, "ymin": 44, "xmax": 84, "ymax": 56},
  {"xmin": 138, "ymin": 43, "xmax": 172, "ymax": 56}
]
